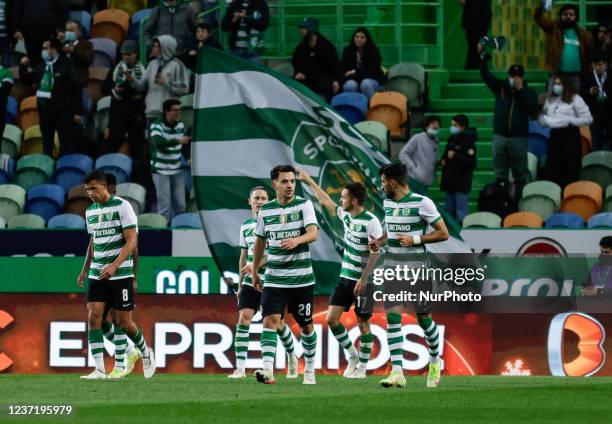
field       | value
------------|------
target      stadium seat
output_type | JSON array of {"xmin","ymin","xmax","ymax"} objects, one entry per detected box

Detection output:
[
  {"xmin": 355, "ymin": 120, "xmax": 389, "ymax": 155},
  {"xmin": 69, "ymin": 10, "xmax": 92, "ymax": 38},
  {"xmin": 367, "ymin": 92, "xmax": 408, "ymax": 138},
  {"xmin": 7, "ymin": 213, "xmax": 45, "ymax": 229},
  {"xmin": 116, "ymin": 182, "xmax": 146, "ymax": 215},
  {"xmin": 14, "ymin": 154, "xmax": 55, "ymax": 192},
  {"xmin": 94, "ymin": 96, "xmax": 112, "ymax": 135},
  {"xmin": 462, "ymin": 211, "xmax": 502, "ymax": 228},
  {"xmin": 2, "ymin": 124, "xmax": 23, "ymax": 158},
  {"xmin": 0, "ymin": 154, "xmax": 15, "ymax": 185},
  {"xmin": 52, "ymin": 154, "xmax": 94, "ymax": 193},
  {"xmin": 24, "ymin": 184, "xmax": 66, "ymax": 223},
  {"xmin": 21, "ymin": 126, "xmax": 60, "ymax": 157},
  {"xmin": 0, "ymin": 184, "xmax": 26, "ymax": 221},
  {"xmin": 502, "ymin": 211, "xmax": 543, "ymax": 228},
  {"xmin": 91, "ymin": 9, "xmax": 130, "ymax": 45},
  {"xmin": 129, "ymin": 8, "xmax": 153, "ymax": 41},
  {"xmin": 171, "ymin": 212, "xmax": 202, "ymax": 229},
  {"xmin": 606, "ymin": 184, "xmax": 612, "ymax": 212},
  {"xmin": 581, "ymin": 151, "xmax": 612, "ymax": 190},
  {"xmin": 137, "ymin": 212, "xmax": 168, "ymax": 228},
  {"xmin": 6, "ymin": 96, "xmax": 18, "ymax": 124},
  {"xmin": 587, "ymin": 212, "xmax": 612, "ymax": 228},
  {"xmin": 95, "ymin": 153, "xmax": 132, "ymax": 184},
  {"xmin": 528, "ymin": 120, "xmax": 550, "ymax": 162},
  {"xmin": 580, "ymin": 126, "xmax": 592, "ymax": 157},
  {"xmin": 273, "ymin": 62, "xmax": 294, "ymax": 78},
  {"xmin": 545, "ymin": 212, "xmax": 585, "ymax": 228},
  {"xmin": 110, "ymin": 0, "xmax": 147, "ymax": 16},
  {"xmin": 90, "ymin": 38, "xmax": 117, "ymax": 69},
  {"xmin": 518, "ymin": 180, "xmax": 561, "ymax": 221},
  {"xmin": 561, "ymin": 181, "xmax": 602, "ymax": 222},
  {"xmin": 48, "ymin": 213, "xmax": 87, "ymax": 229},
  {"xmin": 17, "ymin": 96, "xmax": 38, "ymax": 130},
  {"xmin": 386, "ymin": 62, "xmax": 426, "ymax": 108},
  {"xmin": 65, "ymin": 185, "xmax": 92, "ymax": 217},
  {"xmin": 88, "ymin": 67, "xmax": 110, "ymax": 103},
  {"xmin": 331, "ymin": 92, "xmax": 369, "ymax": 124},
  {"xmin": 180, "ymin": 94, "xmax": 194, "ymax": 130}
]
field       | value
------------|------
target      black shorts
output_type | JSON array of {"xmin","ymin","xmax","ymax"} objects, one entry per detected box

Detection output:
[
  {"xmin": 382, "ymin": 279, "xmax": 432, "ymax": 314},
  {"xmin": 261, "ymin": 285, "xmax": 313, "ymax": 327},
  {"xmin": 329, "ymin": 277, "xmax": 373, "ymax": 320},
  {"xmin": 238, "ymin": 284, "xmax": 261, "ymax": 311},
  {"xmin": 86, "ymin": 277, "xmax": 135, "ymax": 311}
]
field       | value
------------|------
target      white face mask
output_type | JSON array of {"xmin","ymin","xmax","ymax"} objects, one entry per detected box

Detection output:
[
  {"xmin": 426, "ymin": 127, "xmax": 439, "ymax": 138},
  {"xmin": 553, "ymin": 84, "xmax": 563, "ymax": 96},
  {"xmin": 508, "ymin": 78, "xmax": 515, "ymax": 88}
]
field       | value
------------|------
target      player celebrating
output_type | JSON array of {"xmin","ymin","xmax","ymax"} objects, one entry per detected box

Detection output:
[
  {"xmin": 370, "ymin": 163, "xmax": 449, "ymax": 389},
  {"xmin": 77, "ymin": 170, "xmax": 155, "ymax": 380},
  {"xmin": 228, "ymin": 186, "xmax": 299, "ymax": 379},
  {"xmin": 299, "ymin": 171, "xmax": 382, "ymax": 379},
  {"xmin": 252, "ymin": 165, "xmax": 319, "ymax": 385}
]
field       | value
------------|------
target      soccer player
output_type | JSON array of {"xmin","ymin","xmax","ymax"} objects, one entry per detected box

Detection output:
[
  {"xmin": 299, "ymin": 171, "xmax": 382, "ymax": 379},
  {"xmin": 77, "ymin": 170, "xmax": 155, "ymax": 380},
  {"xmin": 252, "ymin": 165, "xmax": 319, "ymax": 385},
  {"xmin": 369, "ymin": 163, "xmax": 449, "ymax": 388},
  {"xmin": 228, "ymin": 186, "xmax": 299, "ymax": 379}
]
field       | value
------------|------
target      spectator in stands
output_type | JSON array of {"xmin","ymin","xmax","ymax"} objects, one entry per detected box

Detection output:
[
  {"xmin": 459, "ymin": 0, "xmax": 492, "ymax": 70},
  {"xmin": 0, "ymin": 0, "xmax": 10, "ymax": 66},
  {"xmin": 101, "ymin": 40, "xmax": 147, "ymax": 157},
  {"xmin": 533, "ymin": 3, "xmax": 592, "ymax": 88},
  {"xmin": 184, "ymin": 23, "xmax": 223, "ymax": 72},
  {"xmin": 149, "ymin": 98, "xmax": 190, "ymax": 221},
  {"xmin": 440, "ymin": 114, "xmax": 476, "ymax": 224},
  {"xmin": 12, "ymin": 0, "xmax": 69, "ymax": 67},
  {"xmin": 581, "ymin": 52, "xmax": 611, "ymax": 151},
  {"xmin": 539, "ymin": 75, "xmax": 592, "ymax": 188},
  {"xmin": 19, "ymin": 36, "xmax": 82, "ymax": 156},
  {"xmin": 478, "ymin": 45, "xmax": 539, "ymax": 196},
  {"xmin": 399, "ymin": 115, "xmax": 441, "ymax": 190},
  {"xmin": 221, "ymin": 0, "xmax": 269, "ymax": 63},
  {"xmin": 144, "ymin": 0, "xmax": 198, "ymax": 59},
  {"xmin": 58, "ymin": 19, "xmax": 93, "ymax": 89},
  {"xmin": 340, "ymin": 27, "xmax": 385, "ymax": 99},
  {"xmin": 143, "ymin": 35, "xmax": 189, "ymax": 124},
  {"xmin": 592, "ymin": 22, "xmax": 610, "ymax": 57},
  {"xmin": 581, "ymin": 236, "xmax": 612, "ymax": 296},
  {"xmin": 0, "ymin": 44, "xmax": 13, "ymax": 139},
  {"xmin": 292, "ymin": 17, "xmax": 341, "ymax": 101}
]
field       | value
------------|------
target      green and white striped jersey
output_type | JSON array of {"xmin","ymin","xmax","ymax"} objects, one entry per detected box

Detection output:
[
  {"xmin": 149, "ymin": 118, "xmax": 185, "ymax": 175},
  {"xmin": 239, "ymin": 217, "xmax": 266, "ymax": 287},
  {"xmin": 337, "ymin": 206, "xmax": 383, "ymax": 281},
  {"xmin": 86, "ymin": 195, "xmax": 138, "ymax": 280},
  {"xmin": 255, "ymin": 196, "xmax": 318, "ymax": 288},
  {"xmin": 382, "ymin": 191, "xmax": 441, "ymax": 254}
]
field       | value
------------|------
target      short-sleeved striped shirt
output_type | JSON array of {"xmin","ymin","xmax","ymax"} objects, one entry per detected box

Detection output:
[
  {"xmin": 239, "ymin": 217, "xmax": 266, "ymax": 287},
  {"xmin": 382, "ymin": 191, "xmax": 441, "ymax": 255},
  {"xmin": 337, "ymin": 206, "xmax": 383, "ymax": 281},
  {"xmin": 255, "ymin": 196, "xmax": 318, "ymax": 288},
  {"xmin": 149, "ymin": 118, "xmax": 185, "ymax": 175},
  {"xmin": 86, "ymin": 195, "xmax": 138, "ymax": 280}
]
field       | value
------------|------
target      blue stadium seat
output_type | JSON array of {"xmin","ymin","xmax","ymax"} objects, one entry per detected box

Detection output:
[
  {"xmin": 0, "ymin": 154, "xmax": 15, "ymax": 184},
  {"xmin": 24, "ymin": 184, "xmax": 66, "ymax": 223},
  {"xmin": 5, "ymin": 96, "xmax": 18, "ymax": 124},
  {"xmin": 545, "ymin": 212, "xmax": 584, "ymax": 228},
  {"xmin": 48, "ymin": 213, "xmax": 87, "ymax": 229},
  {"xmin": 587, "ymin": 212, "xmax": 612, "ymax": 228},
  {"xmin": 171, "ymin": 213, "xmax": 202, "ymax": 229},
  {"xmin": 129, "ymin": 9, "xmax": 152, "ymax": 41},
  {"xmin": 95, "ymin": 153, "xmax": 132, "ymax": 184},
  {"xmin": 90, "ymin": 38, "xmax": 117, "ymax": 68},
  {"xmin": 52, "ymin": 154, "xmax": 94, "ymax": 192},
  {"xmin": 70, "ymin": 10, "xmax": 92, "ymax": 38},
  {"xmin": 331, "ymin": 92, "xmax": 369, "ymax": 124},
  {"xmin": 528, "ymin": 120, "xmax": 550, "ymax": 162}
]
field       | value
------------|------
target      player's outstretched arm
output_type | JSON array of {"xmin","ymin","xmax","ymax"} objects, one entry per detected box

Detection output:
[
  {"xmin": 298, "ymin": 169, "xmax": 337, "ymax": 216},
  {"xmin": 77, "ymin": 237, "xmax": 94, "ymax": 288}
]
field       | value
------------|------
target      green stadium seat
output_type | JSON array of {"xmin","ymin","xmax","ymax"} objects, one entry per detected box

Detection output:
[
  {"xmin": 0, "ymin": 184, "xmax": 26, "ymax": 221},
  {"xmin": 180, "ymin": 94, "xmax": 194, "ymax": 130},
  {"xmin": 386, "ymin": 62, "xmax": 426, "ymax": 108},
  {"xmin": 14, "ymin": 154, "xmax": 55, "ymax": 192},
  {"xmin": 462, "ymin": 211, "xmax": 502, "ymax": 228},
  {"xmin": 354, "ymin": 120, "xmax": 389, "ymax": 155},
  {"xmin": 116, "ymin": 182, "xmax": 146, "ymax": 215},
  {"xmin": 606, "ymin": 184, "xmax": 612, "ymax": 213},
  {"xmin": 8, "ymin": 213, "xmax": 45, "ymax": 229},
  {"xmin": 518, "ymin": 180, "xmax": 561, "ymax": 221},
  {"xmin": 581, "ymin": 151, "xmax": 612, "ymax": 190},
  {"xmin": 1, "ymin": 124, "xmax": 22, "ymax": 158},
  {"xmin": 137, "ymin": 213, "xmax": 168, "ymax": 228}
]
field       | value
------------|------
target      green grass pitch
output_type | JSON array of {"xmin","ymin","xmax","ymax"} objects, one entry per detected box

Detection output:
[{"xmin": 1, "ymin": 375, "xmax": 611, "ymax": 424}]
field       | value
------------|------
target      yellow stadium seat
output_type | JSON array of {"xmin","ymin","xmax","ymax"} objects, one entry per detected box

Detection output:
[
  {"xmin": 503, "ymin": 211, "xmax": 543, "ymax": 228},
  {"xmin": 91, "ymin": 9, "xmax": 130, "ymax": 45},
  {"xmin": 17, "ymin": 96, "xmax": 38, "ymax": 130},
  {"xmin": 561, "ymin": 181, "xmax": 602, "ymax": 221},
  {"xmin": 367, "ymin": 92, "xmax": 408, "ymax": 138}
]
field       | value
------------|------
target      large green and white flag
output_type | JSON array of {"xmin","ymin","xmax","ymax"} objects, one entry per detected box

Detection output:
[{"xmin": 192, "ymin": 48, "xmax": 464, "ymax": 294}]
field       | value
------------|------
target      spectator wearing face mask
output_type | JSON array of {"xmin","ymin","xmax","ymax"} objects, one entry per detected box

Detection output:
[
  {"xmin": 478, "ymin": 44, "xmax": 540, "ymax": 195},
  {"xmin": 439, "ymin": 114, "xmax": 477, "ymax": 224},
  {"xmin": 58, "ymin": 19, "xmax": 93, "ymax": 89},
  {"xmin": 399, "ymin": 115, "xmax": 441, "ymax": 189},
  {"xmin": 539, "ymin": 76, "xmax": 592, "ymax": 188},
  {"xmin": 581, "ymin": 52, "xmax": 611, "ymax": 151}
]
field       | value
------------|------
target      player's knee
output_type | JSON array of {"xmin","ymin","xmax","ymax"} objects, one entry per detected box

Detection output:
[
  {"xmin": 88, "ymin": 310, "xmax": 103, "ymax": 327},
  {"xmin": 326, "ymin": 315, "xmax": 339, "ymax": 328}
]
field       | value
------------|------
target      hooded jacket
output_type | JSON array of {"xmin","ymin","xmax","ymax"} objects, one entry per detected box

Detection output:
[
  {"xmin": 399, "ymin": 131, "xmax": 439, "ymax": 187},
  {"xmin": 144, "ymin": 2, "xmax": 198, "ymax": 56},
  {"xmin": 440, "ymin": 128, "xmax": 477, "ymax": 193},
  {"xmin": 142, "ymin": 35, "xmax": 189, "ymax": 118},
  {"xmin": 292, "ymin": 33, "xmax": 341, "ymax": 83}
]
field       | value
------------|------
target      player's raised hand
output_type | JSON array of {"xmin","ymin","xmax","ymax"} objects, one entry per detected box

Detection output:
[
  {"xmin": 240, "ymin": 263, "xmax": 253, "ymax": 276},
  {"xmin": 252, "ymin": 273, "xmax": 263, "ymax": 292},
  {"xmin": 280, "ymin": 237, "xmax": 299, "ymax": 250},
  {"xmin": 397, "ymin": 234, "xmax": 414, "ymax": 247},
  {"xmin": 297, "ymin": 168, "xmax": 311, "ymax": 183},
  {"xmin": 99, "ymin": 264, "xmax": 118, "ymax": 280},
  {"xmin": 77, "ymin": 271, "xmax": 87, "ymax": 288}
]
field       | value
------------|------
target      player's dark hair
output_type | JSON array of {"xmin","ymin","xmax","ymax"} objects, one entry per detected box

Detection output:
[
  {"xmin": 600, "ymin": 236, "xmax": 612, "ymax": 249},
  {"xmin": 423, "ymin": 115, "xmax": 441, "ymax": 128},
  {"xmin": 452, "ymin": 114, "xmax": 469, "ymax": 129},
  {"xmin": 270, "ymin": 165, "xmax": 297, "ymax": 180},
  {"xmin": 344, "ymin": 181, "xmax": 366, "ymax": 205},
  {"xmin": 379, "ymin": 163, "xmax": 407, "ymax": 185},
  {"xmin": 163, "ymin": 98, "xmax": 181, "ymax": 113},
  {"xmin": 83, "ymin": 170, "xmax": 108, "ymax": 184},
  {"xmin": 104, "ymin": 172, "xmax": 117, "ymax": 187},
  {"xmin": 249, "ymin": 185, "xmax": 268, "ymax": 196}
]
